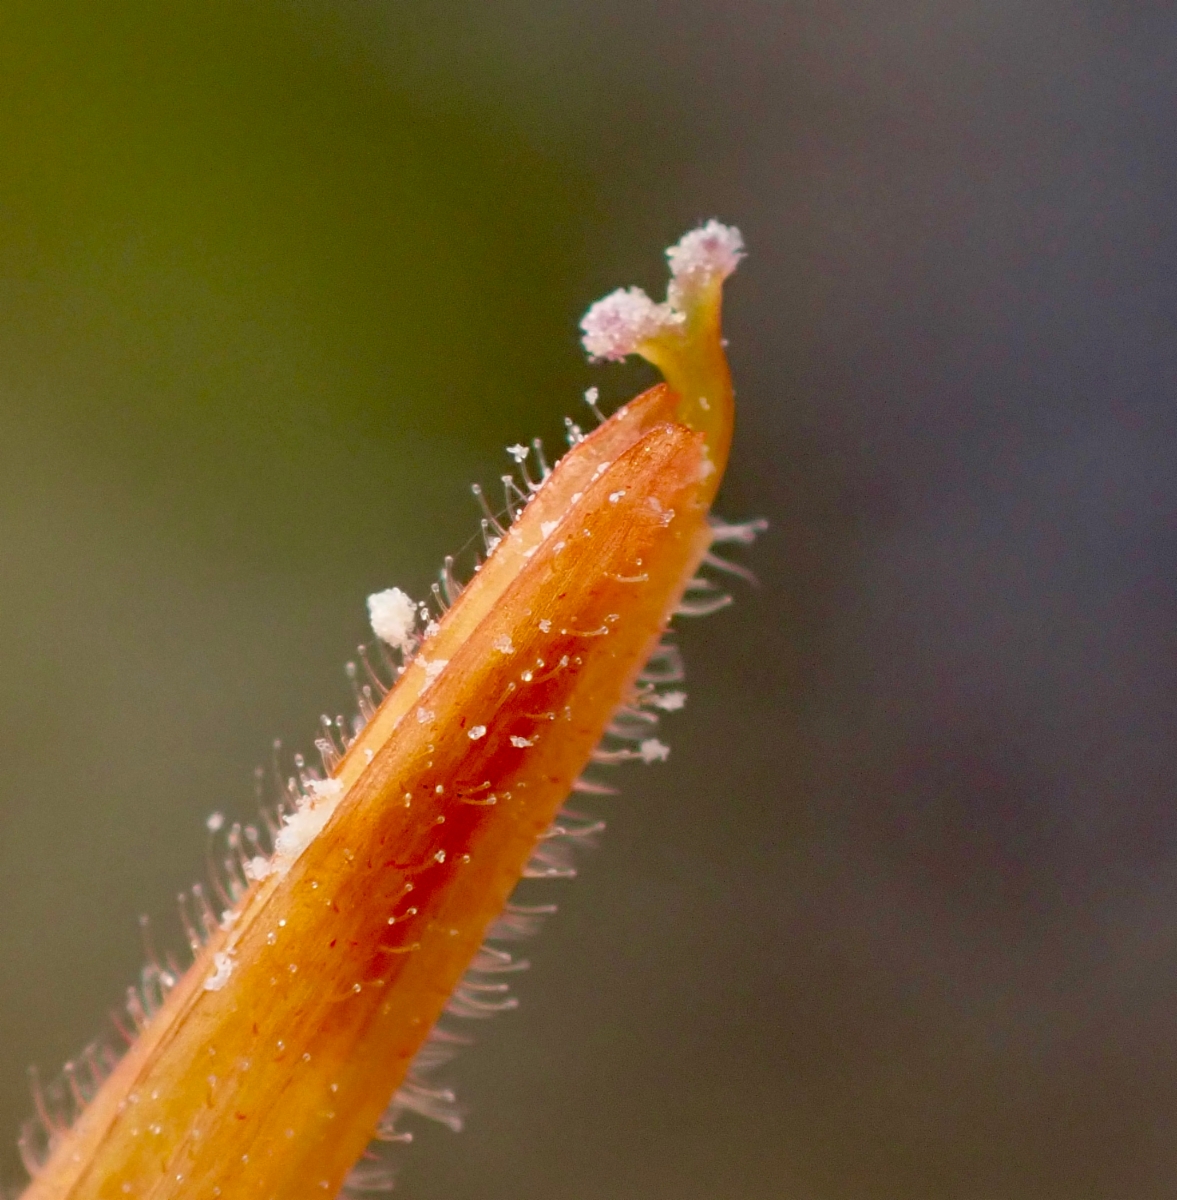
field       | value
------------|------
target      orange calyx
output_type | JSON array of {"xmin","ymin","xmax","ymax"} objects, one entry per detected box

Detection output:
[{"xmin": 18, "ymin": 220, "xmax": 746, "ymax": 1200}]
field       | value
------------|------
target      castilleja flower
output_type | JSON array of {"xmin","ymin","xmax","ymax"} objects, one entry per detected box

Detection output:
[{"xmin": 17, "ymin": 222, "xmax": 760, "ymax": 1200}]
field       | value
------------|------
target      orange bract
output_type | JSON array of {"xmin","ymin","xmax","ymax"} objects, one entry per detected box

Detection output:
[{"xmin": 19, "ymin": 223, "xmax": 744, "ymax": 1200}]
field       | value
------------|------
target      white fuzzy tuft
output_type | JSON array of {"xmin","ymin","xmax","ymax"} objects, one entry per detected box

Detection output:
[
  {"xmin": 244, "ymin": 855, "xmax": 273, "ymax": 882},
  {"xmin": 273, "ymin": 778, "xmax": 346, "ymax": 864},
  {"xmin": 274, "ymin": 803, "xmax": 333, "ymax": 861},
  {"xmin": 638, "ymin": 737, "xmax": 671, "ymax": 764},
  {"xmin": 580, "ymin": 287, "xmax": 683, "ymax": 362},
  {"xmin": 666, "ymin": 220, "xmax": 745, "ymax": 289},
  {"xmin": 203, "ymin": 952, "xmax": 235, "ymax": 992},
  {"xmin": 367, "ymin": 587, "xmax": 418, "ymax": 652},
  {"xmin": 306, "ymin": 777, "xmax": 345, "ymax": 802},
  {"xmin": 421, "ymin": 658, "xmax": 448, "ymax": 683}
]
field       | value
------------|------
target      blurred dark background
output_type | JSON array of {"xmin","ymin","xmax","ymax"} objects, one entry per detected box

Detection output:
[{"xmin": 1, "ymin": 3, "xmax": 1176, "ymax": 1197}]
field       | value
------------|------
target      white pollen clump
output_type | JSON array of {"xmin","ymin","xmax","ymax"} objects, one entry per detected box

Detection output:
[
  {"xmin": 541, "ymin": 520, "xmax": 559, "ymax": 538},
  {"xmin": 417, "ymin": 708, "xmax": 435, "ymax": 724},
  {"xmin": 206, "ymin": 812, "xmax": 225, "ymax": 833},
  {"xmin": 272, "ymin": 778, "xmax": 346, "ymax": 866},
  {"xmin": 203, "ymin": 952, "xmax": 235, "ymax": 992},
  {"xmin": 421, "ymin": 658, "xmax": 448, "ymax": 683},
  {"xmin": 274, "ymin": 804, "xmax": 333, "ymax": 861},
  {"xmin": 580, "ymin": 287, "xmax": 683, "ymax": 362},
  {"xmin": 638, "ymin": 738, "xmax": 671, "ymax": 764},
  {"xmin": 244, "ymin": 856, "xmax": 273, "ymax": 882},
  {"xmin": 510, "ymin": 735, "xmax": 534, "ymax": 748},
  {"xmin": 367, "ymin": 587, "xmax": 418, "ymax": 653},
  {"xmin": 649, "ymin": 690, "xmax": 687, "ymax": 712},
  {"xmin": 538, "ymin": 619, "xmax": 551, "ymax": 633},
  {"xmin": 494, "ymin": 635, "xmax": 515, "ymax": 654},
  {"xmin": 307, "ymin": 777, "xmax": 344, "ymax": 801},
  {"xmin": 468, "ymin": 725, "xmax": 487, "ymax": 741}
]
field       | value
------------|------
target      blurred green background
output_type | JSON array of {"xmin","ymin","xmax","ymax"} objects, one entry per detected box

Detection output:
[{"xmin": 4, "ymin": 3, "xmax": 1177, "ymax": 1198}]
